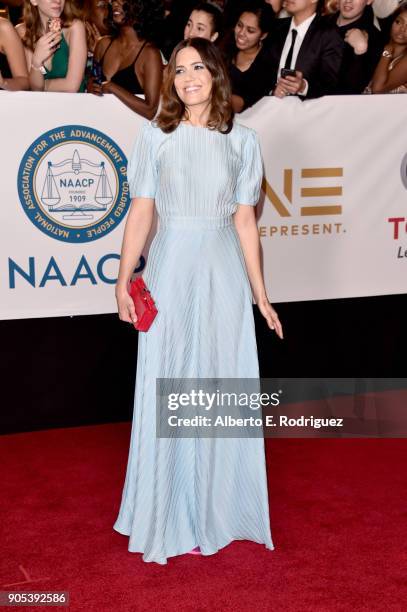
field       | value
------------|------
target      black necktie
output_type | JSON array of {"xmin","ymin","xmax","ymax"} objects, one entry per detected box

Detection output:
[{"xmin": 284, "ymin": 29, "xmax": 298, "ymax": 70}]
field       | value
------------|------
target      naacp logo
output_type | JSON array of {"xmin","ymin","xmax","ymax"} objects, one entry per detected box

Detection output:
[
  {"xmin": 401, "ymin": 153, "xmax": 407, "ymax": 191},
  {"xmin": 17, "ymin": 125, "xmax": 130, "ymax": 243}
]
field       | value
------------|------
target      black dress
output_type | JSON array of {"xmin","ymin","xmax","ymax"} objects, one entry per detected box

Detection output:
[
  {"xmin": 227, "ymin": 44, "xmax": 275, "ymax": 111},
  {"xmin": 325, "ymin": 7, "xmax": 384, "ymax": 94},
  {"xmin": 99, "ymin": 39, "xmax": 148, "ymax": 95}
]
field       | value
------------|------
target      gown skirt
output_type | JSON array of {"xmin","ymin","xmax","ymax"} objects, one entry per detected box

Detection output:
[{"xmin": 113, "ymin": 120, "xmax": 274, "ymax": 564}]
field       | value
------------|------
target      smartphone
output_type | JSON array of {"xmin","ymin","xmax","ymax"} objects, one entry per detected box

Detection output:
[
  {"xmin": 91, "ymin": 59, "xmax": 103, "ymax": 85},
  {"xmin": 281, "ymin": 68, "xmax": 297, "ymax": 78}
]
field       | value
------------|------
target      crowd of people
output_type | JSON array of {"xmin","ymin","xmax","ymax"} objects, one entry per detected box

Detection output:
[{"xmin": 0, "ymin": 0, "xmax": 406, "ymax": 114}]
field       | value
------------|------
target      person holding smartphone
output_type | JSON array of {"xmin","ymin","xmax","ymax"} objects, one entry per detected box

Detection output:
[{"xmin": 269, "ymin": 0, "xmax": 344, "ymax": 99}]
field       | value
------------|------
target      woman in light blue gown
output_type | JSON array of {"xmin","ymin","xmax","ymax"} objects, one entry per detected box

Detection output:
[{"xmin": 114, "ymin": 37, "xmax": 283, "ymax": 565}]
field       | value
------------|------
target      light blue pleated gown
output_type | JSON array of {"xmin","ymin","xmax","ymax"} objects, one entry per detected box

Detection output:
[{"xmin": 113, "ymin": 120, "xmax": 274, "ymax": 564}]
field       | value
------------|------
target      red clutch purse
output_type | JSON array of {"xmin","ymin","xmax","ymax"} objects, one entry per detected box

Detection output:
[{"xmin": 128, "ymin": 276, "xmax": 158, "ymax": 332}]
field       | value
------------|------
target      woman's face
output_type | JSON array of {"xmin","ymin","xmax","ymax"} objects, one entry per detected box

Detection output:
[
  {"xmin": 174, "ymin": 46, "xmax": 213, "ymax": 110},
  {"xmin": 89, "ymin": 0, "xmax": 110, "ymax": 35},
  {"xmin": 184, "ymin": 10, "xmax": 218, "ymax": 42},
  {"xmin": 30, "ymin": 0, "xmax": 65, "ymax": 20},
  {"xmin": 234, "ymin": 12, "xmax": 265, "ymax": 51},
  {"xmin": 391, "ymin": 10, "xmax": 407, "ymax": 46},
  {"xmin": 112, "ymin": 0, "xmax": 129, "ymax": 26}
]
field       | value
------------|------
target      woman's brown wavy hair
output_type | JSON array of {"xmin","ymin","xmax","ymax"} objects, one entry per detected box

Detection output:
[
  {"xmin": 155, "ymin": 38, "xmax": 234, "ymax": 134},
  {"xmin": 21, "ymin": 0, "xmax": 82, "ymax": 52}
]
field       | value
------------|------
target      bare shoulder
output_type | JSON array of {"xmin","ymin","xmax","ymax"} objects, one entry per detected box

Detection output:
[
  {"xmin": 0, "ymin": 16, "xmax": 13, "ymax": 45},
  {"xmin": 68, "ymin": 18, "xmax": 86, "ymax": 33},
  {"xmin": 0, "ymin": 16, "xmax": 12, "ymax": 34},
  {"xmin": 64, "ymin": 18, "xmax": 86, "ymax": 47},
  {"xmin": 14, "ymin": 21, "xmax": 26, "ymax": 40},
  {"xmin": 94, "ymin": 35, "xmax": 113, "ymax": 61},
  {"xmin": 140, "ymin": 43, "xmax": 162, "ymax": 64}
]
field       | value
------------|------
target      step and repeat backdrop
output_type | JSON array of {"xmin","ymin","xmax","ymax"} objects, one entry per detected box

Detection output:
[{"xmin": 1, "ymin": 92, "xmax": 406, "ymax": 320}]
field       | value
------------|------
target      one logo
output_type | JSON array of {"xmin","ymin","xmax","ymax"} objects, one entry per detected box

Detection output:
[
  {"xmin": 17, "ymin": 125, "xmax": 130, "ymax": 243},
  {"xmin": 401, "ymin": 153, "xmax": 407, "ymax": 191},
  {"xmin": 262, "ymin": 167, "xmax": 344, "ymax": 217}
]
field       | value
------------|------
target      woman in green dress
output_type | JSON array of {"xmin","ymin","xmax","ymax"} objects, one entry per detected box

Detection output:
[{"xmin": 17, "ymin": 0, "xmax": 87, "ymax": 92}]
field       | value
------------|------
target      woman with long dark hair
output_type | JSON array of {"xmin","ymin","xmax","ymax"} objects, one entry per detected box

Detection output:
[
  {"xmin": 87, "ymin": 0, "xmax": 164, "ymax": 119},
  {"xmin": 365, "ymin": 2, "xmax": 407, "ymax": 93},
  {"xmin": 223, "ymin": 1, "xmax": 275, "ymax": 112},
  {"xmin": 114, "ymin": 37, "xmax": 282, "ymax": 565}
]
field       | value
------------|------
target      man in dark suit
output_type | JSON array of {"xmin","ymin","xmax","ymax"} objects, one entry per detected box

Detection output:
[
  {"xmin": 266, "ymin": 0, "xmax": 344, "ymax": 99},
  {"xmin": 326, "ymin": 0, "xmax": 384, "ymax": 94}
]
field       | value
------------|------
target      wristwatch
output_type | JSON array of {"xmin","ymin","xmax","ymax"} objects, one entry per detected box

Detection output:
[
  {"xmin": 382, "ymin": 50, "xmax": 393, "ymax": 58},
  {"xmin": 31, "ymin": 62, "xmax": 47, "ymax": 75}
]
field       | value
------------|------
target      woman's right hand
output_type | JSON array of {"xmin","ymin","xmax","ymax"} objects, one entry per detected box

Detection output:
[
  {"xmin": 116, "ymin": 285, "xmax": 137, "ymax": 325},
  {"xmin": 32, "ymin": 31, "xmax": 62, "ymax": 68}
]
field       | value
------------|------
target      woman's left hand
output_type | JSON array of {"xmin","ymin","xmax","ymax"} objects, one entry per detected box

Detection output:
[
  {"xmin": 85, "ymin": 22, "xmax": 102, "ymax": 53},
  {"xmin": 87, "ymin": 74, "xmax": 108, "ymax": 95},
  {"xmin": 257, "ymin": 297, "xmax": 283, "ymax": 339},
  {"xmin": 101, "ymin": 80, "xmax": 112, "ymax": 93}
]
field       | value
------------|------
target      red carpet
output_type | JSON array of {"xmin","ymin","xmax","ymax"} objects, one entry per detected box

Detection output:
[{"xmin": 1, "ymin": 423, "xmax": 406, "ymax": 611}]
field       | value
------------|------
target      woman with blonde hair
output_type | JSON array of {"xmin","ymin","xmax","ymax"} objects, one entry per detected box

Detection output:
[
  {"xmin": 113, "ymin": 37, "xmax": 282, "ymax": 565},
  {"xmin": 17, "ymin": 0, "xmax": 87, "ymax": 92}
]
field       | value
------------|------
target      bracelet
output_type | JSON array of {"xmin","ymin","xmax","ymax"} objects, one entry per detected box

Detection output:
[{"xmin": 31, "ymin": 62, "xmax": 47, "ymax": 75}]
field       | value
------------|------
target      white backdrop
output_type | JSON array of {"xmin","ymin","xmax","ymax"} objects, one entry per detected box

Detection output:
[{"xmin": 0, "ymin": 92, "xmax": 406, "ymax": 320}]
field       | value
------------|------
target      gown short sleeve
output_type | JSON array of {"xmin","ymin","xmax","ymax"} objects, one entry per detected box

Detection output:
[
  {"xmin": 113, "ymin": 120, "xmax": 275, "ymax": 565},
  {"xmin": 234, "ymin": 128, "xmax": 263, "ymax": 206},
  {"xmin": 127, "ymin": 121, "xmax": 158, "ymax": 199}
]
